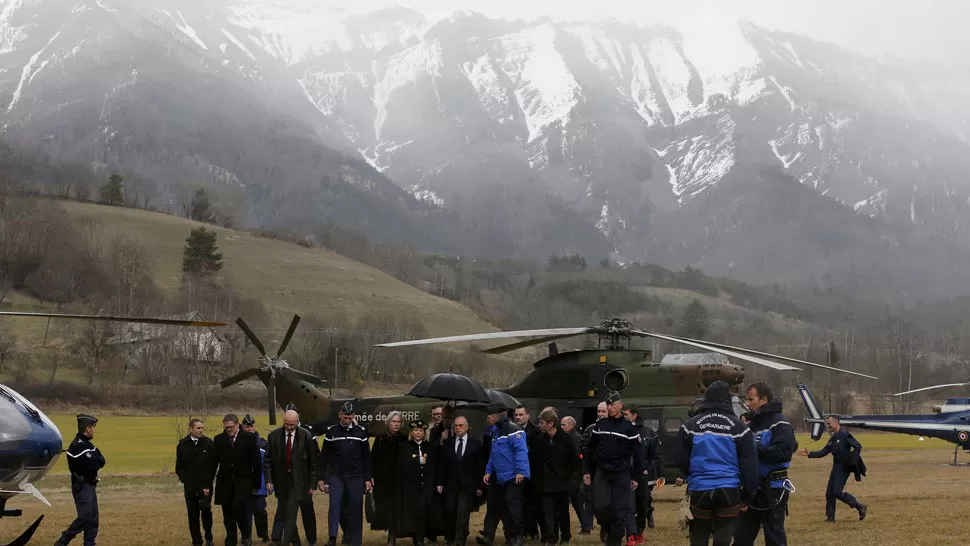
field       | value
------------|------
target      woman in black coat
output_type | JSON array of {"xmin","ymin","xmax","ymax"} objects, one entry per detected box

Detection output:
[
  {"xmin": 371, "ymin": 411, "xmax": 407, "ymax": 543},
  {"xmin": 391, "ymin": 420, "xmax": 440, "ymax": 545}
]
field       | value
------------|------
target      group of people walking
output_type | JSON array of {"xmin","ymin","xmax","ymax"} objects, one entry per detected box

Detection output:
[{"xmin": 52, "ymin": 381, "xmax": 868, "ymax": 546}]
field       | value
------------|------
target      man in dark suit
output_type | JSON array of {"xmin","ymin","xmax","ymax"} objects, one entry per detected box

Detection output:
[
  {"xmin": 437, "ymin": 415, "xmax": 485, "ymax": 546},
  {"xmin": 176, "ymin": 417, "xmax": 215, "ymax": 546},
  {"xmin": 266, "ymin": 409, "xmax": 319, "ymax": 546},
  {"xmin": 212, "ymin": 413, "xmax": 263, "ymax": 546}
]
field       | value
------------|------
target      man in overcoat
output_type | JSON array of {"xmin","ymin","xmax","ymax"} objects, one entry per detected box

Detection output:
[{"xmin": 266, "ymin": 410, "xmax": 320, "ymax": 545}]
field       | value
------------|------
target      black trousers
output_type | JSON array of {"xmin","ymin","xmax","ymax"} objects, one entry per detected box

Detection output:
[
  {"xmin": 444, "ymin": 492, "xmax": 476, "ymax": 545},
  {"xmin": 487, "ymin": 479, "xmax": 523, "ymax": 540},
  {"xmin": 522, "ymin": 479, "xmax": 540, "ymax": 538},
  {"xmin": 55, "ymin": 481, "xmax": 99, "ymax": 546},
  {"xmin": 592, "ymin": 471, "xmax": 634, "ymax": 546},
  {"xmin": 687, "ymin": 487, "xmax": 741, "ymax": 546},
  {"xmin": 248, "ymin": 495, "xmax": 268, "ymax": 540},
  {"xmin": 569, "ymin": 482, "xmax": 593, "ymax": 531},
  {"xmin": 184, "ymin": 489, "xmax": 214, "ymax": 544},
  {"xmin": 272, "ymin": 492, "xmax": 318, "ymax": 544},
  {"xmin": 221, "ymin": 491, "xmax": 253, "ymax": 545},
  {"xmin": 733, "ymin": 488, "xmax": 788, "ymax": 546},
  {"xmin": 633, "ymin": 480, "xmax": 653, "ymax": 533},
  {"xmin": 540, "ymin": 492, "xmax": 571, "ymax": 543},
  {"xmin": 825, "ymin": 466, "xmax": 860, "ymax": 519}
]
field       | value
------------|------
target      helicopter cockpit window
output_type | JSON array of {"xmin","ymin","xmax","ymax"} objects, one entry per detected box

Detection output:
[
  {"xmin": 643, "ymin": 419, "xmax": 660, "ymax": 432},
  {"xmin": 663, "ymin": 418, "xmax": 682, "ymax": 434}
]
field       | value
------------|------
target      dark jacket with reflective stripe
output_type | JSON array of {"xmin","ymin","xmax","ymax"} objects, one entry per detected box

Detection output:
[
  {"xmin": 66, "ymin": 432, "xmax": 106, "ymax": 484},
  {"xmin": 319, "ymin": 422, "xmax": 371, "ymax": 481},
  {"xmin": 583, "ymin": 415, "xmax": 643, "ymax": 480},
  {"xmin": 748, "ymin": 399, "xmax": 796, "ymax": 487}
]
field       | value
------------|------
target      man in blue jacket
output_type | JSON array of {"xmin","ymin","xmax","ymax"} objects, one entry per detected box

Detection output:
[
  {"xmin": 318, "ymin": 402, "xmax": 372, "ymax": 546},
  {"xmin": 797, "ymin": 415, "xmax": 868, "ymax": 523},
  {"xmin": 674, "ymin": 381, "xmax": 759, "ymax": 546},
  {"xmin": 482, "ymin": 402, "xmax": 530, "ymax": 546},
  {"xmin": 733, "ymin": 383, "xmax": 797, "ymax": 546}
]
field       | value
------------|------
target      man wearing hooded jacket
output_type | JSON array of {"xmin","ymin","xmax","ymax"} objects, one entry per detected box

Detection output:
[
  {"xmin": 675, "ymin": 381, "xmax": 758, "ymax": 546},
  {"xmin": 733, "ymin": 383, "xmax": 797, "ymax": 546}
]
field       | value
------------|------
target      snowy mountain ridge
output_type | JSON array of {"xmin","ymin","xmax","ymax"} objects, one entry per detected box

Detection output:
[{"xmin": 2, "ymin": 0, "xmax": 970, "ymax": 300}]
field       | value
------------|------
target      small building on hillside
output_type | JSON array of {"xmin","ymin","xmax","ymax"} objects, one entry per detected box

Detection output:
[{"xmin": 106, "ymin": 311, "xmax": 226, "ymax": 382}]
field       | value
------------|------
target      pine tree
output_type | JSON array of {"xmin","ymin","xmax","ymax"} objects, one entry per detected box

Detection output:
[
  {"xmin": 99, "ymin": 174, "xmax": 124, "ymax": 205},
  {"xmin": 182, "ymin": 227, "xmax": 223, "ymax": 277},
  {"xmin": 680, "ymin": 298, "xmax": 713, "ymax": 338},
  {"xmin": 189, "ymin": 188, "xmax": 212, "ymax": 222}
]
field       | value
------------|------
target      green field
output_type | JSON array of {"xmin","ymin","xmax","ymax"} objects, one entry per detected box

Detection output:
[{"xmin": 51, "ymin": 200, "xmax": 497, "ymax": 337}]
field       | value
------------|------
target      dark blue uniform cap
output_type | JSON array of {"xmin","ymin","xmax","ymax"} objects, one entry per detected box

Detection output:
[
  {"xmin": 339, "ymin": 401, "xmax": 354, "ymax": 414},
  {"xmin": 77, "ymin": 414, "xmax": 98, "ymax": 428},
  {"xmin": 410, "ymin": 420, "xmax": 428, "ymax": 429},
  {"xmin": 242, "ymin": 414, "xmax": 255, "ymax": 426},
  {"xmin": 605, "ymin": 391, "xmax": 622, "ymax": 404}
]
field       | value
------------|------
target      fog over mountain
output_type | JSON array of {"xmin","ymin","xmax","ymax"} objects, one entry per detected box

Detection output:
[{"xmin": 2, "ymin": 0, "xmax": 969, "ymax": 301}]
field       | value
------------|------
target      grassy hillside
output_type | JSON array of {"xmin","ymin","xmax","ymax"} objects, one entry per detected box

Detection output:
[{"xmin": 55, "ymin": 200, "xmax": 497, "ymax": 337}]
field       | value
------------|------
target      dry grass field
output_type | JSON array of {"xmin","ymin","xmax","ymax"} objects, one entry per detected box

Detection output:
[
  {"xmin": 53, "ymin": 200, "xmax": 497, "ymax": 338},
  {"xmin": 11, "ymin": 414, "xmax": 968, "ymax": 545}
]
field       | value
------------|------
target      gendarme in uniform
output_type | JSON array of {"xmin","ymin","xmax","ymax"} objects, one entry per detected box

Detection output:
[{"xmin": 55, "ymin": 414, "xmax": 106, "ymax": 546}]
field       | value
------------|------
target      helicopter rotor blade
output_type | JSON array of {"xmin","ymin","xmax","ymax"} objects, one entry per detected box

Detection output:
[
  {"xmin": 0, "ymin": 311, "xmax": 225, "ymax": 327},
  {"xmin": 219, "ymin": 368, "xmax": 261, "ymax": 388},
  {"xmin": 633, "ymin": 330, "xmax": 802, "ymax": 372},
  {"xmin": 373, "ymin": 327, "xmax": 592, "ymax": 348},
  {"xmin": 892, "ymin": 382, "xmax": 970, "ymax": 396},
  {"xmin": 276, "ymin": 314, "xmax": 301, "ymax": 358},
  {"xmin": 235, "ymin": 317, "xmax": 267, "ymax": 356},
  {"xmin": 482, "ymin": 333, "xmax": 592, "ymax": 354},
  {"xmin": 660, "ymin": 333, "xmax": 878, "ymax": 380}
]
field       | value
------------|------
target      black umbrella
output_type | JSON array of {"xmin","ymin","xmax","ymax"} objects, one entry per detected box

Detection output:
[
  {"xmin": 406, "ymin": 373, "xmax": 492, "ymax": 404},
  {"xmin": 487, "ymin": 389, "xmax": 521, "ymax": 409}
]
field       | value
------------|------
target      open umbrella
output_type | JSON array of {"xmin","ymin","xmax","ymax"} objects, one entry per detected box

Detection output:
[
  {"xmin": 407, "ymin": 373, "xmax": 492, "ymax": 404},
  {"xmin": 487, "ymin": 389, "xmax": 521, "ymax": 410}
]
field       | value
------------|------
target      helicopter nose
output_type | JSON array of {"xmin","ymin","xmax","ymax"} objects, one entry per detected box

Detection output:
[{"xmin": 33, "ymin": 421, "xmax": 63, "ymax": 467}]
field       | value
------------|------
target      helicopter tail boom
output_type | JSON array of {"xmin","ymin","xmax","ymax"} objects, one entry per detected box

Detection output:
[{"xmin": 797, "ymin": 383, "xmax": 828, "ymax": 441}]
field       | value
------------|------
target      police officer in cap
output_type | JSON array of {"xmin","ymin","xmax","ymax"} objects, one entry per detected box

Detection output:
[
  {"xmin": 583, "ymin": 391, "xmax": 643, "ymax": 546},
  {"xmin": 733, "ymin": 383, "xmax": 797, "ymax": 546},
  {"xmin": 318, "ymin": 401, "xmax": 372, "ymax": 546},
  {"xmin": 55, "ymin": 414, "xmax": 106, "ymax": 546}
]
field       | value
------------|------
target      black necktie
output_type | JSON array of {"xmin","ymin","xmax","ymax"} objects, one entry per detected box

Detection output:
[{"xmin": 457, "ymin": 436, "xmax": 464, "ymax": 459}]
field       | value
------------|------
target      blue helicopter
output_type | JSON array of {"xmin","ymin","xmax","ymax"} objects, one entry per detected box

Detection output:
[
  {"xmin": 0, "ymin": 311, "xmax": 226, "ymax": 545},
  {"xmin": 797, "ymin": 382, "xmax": 970, "ymax": 465}
]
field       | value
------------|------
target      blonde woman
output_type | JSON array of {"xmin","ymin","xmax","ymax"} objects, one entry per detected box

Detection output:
[
  {"xmin": 391, "ymin": 421, "xmax": 439, "ymax": 546},
  {"xmin": 371, "ymin": 411, "xmax": 407, "ymax": 544}
]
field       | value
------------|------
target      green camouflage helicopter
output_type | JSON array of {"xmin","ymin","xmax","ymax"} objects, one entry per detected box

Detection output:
[{"xmin": 220, "ymin": 315, "xmax": 876, "ymax": 479}]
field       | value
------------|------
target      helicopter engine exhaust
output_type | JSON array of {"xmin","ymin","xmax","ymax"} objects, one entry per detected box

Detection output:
[{"xmin": 604, "ymin": 368, "xmax": 629, "ymax": 392}]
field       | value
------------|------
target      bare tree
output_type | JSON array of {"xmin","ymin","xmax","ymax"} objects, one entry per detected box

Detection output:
[
  {"xmin": 0, "ymin": 325, "xmax": 14, "ymax": 373},
  {"xmin": 70, "ymin": 320, "xmax": 115, "ymax": 384}
]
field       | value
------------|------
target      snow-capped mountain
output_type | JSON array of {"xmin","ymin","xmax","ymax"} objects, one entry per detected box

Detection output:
[{"xmin": 2, "ymin": 0, "xmax": 970, "ymax": 299}]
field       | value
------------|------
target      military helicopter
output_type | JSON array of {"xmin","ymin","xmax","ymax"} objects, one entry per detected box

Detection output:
[
  {"xmin": 373, "ymin": 318, "xmax": 878, "ymax": 479},
  {"xmin": 0, "ymin": 310, "xmax": 226, "ymax": 545},
  {"xmin": 218, "ymin": 315, "xmax": 511, "ymax": 437}
]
